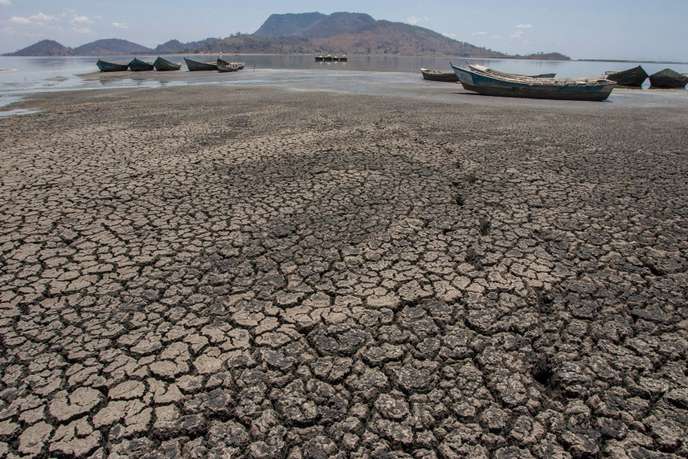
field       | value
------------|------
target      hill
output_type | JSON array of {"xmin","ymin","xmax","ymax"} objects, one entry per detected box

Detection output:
[
  {"xmin": 254, "ymin": 12, "xmax": 327, "ymax": 38},
  {"xmin": 72, "ymin": 39, "xmax": 153, "ymax": 56},
  {"xmin": 162, "ymin": 12, "xmax": 510, "ymax": 58},
  {"xmin": 5, "ymin": 12, "xmax": 570, "ymax": 60},
  {"xmin": 5, "ymin": 39, "xmax": 72, "ymax": 57}
]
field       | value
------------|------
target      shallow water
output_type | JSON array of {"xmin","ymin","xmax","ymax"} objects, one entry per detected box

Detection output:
[
  {"xmin": 0, "ymin": 55, "xmax": 687, "ymax": 118},
  {"xmin": 2, "ymin": 54, "xmax": 687, "ymax": 97}
]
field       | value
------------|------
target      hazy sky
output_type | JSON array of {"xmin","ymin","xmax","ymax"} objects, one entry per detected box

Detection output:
[{"xmin": 0, "ymin": 0, "xmax": 685, "ymax": 61}]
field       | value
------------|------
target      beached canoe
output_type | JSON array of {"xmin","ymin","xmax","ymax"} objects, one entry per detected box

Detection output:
[
  {"xmin": 217, "ymin": 59, "xmax": 244, "ymax": 72},
  {"xmin": 153, "ymin": 57, "xmax": 181, "ymax": 71},
  {"xmin": 96, "ymin": 59, "xmax": 129, "ymax": 72},
  {"xmin": 451, "ymin": 64, "xmax": 616, "ymax": 102},
  {"xmin": 421, "ymin": 68, "xmax": 459, "ymax": 83},
  {"xmin": 605, "ymin": 66, "xmax": 648, "ymax": 87},
  {"xmin": 649, "ymin": 68, "xmax": 688, "ymax": 89},
  {"xmin": 129, "ymin": 58, "xmax": 154, "ymax": 72},
  {"xmin": 184, "ymin": 58, "xmax": 218, "ymax": 71},
  {"xmin": 470, "ymin": 65, "xmax": 556, "ymax": 79},
  {"xmin": 217, "ymin": 60, "xmax": 238, "ymax": 73}
]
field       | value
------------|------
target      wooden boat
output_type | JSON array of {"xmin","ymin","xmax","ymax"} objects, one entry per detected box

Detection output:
[
  {"xmin": 184, "ymin": 58, "xmax": 218, "ymax": 71},
  {"xmin": 339, "ymin": 55, "xmax": 348, "ymax": 62},
  {"xmin": 451, "ymin": 64, "xmax": 616, "ymax": 102},
  {"xmin": 649, "ymin": 68, "xmax": 688, "ymax": 89},
  {"xmin": 421, "ymin": 68, "xmax": 460, "ymax": 83},
  {"xmin": 128, "ymin": 58, "xmax": 154, "ymax": 72},
  {"xmin": 96, "ymin": 59, "xmax": 128, "ymax": 72},
  {"xmin": 470, "ymin": 65, "xmax": 556, "ymax": 79},
  {"xmin": 153, "ymin": 57, "xmax": 181, "ymax": 71},
  {"xmin": 217, "ymin": 61, "xmax": 239, "ymax": 73},
  {"xmin": 217, "ymin": 59, "xmax": 244, "ymax": 72},
  {"xmin": 315, "ymin": 55, "xmax": 325, "ymax": 62},
  {"xmin": 605, "ymin": 66, "xmax": 648, "ymax": 87}
]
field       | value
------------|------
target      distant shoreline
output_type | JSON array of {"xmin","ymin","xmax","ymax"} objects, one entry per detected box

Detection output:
[
  {"xmin": 2, "ymin": 53, "xmax": 686, "ymax": 66},
  {"xmin": 577, "ymin": 58, "xmax": 688, "ymax": 65}
]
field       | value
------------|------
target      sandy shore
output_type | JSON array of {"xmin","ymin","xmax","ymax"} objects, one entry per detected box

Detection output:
[{"xmin": 1, "ymin": 85, "xmax": 687, "ymax": 457}]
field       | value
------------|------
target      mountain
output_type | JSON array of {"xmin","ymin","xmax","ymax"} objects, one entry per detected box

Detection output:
[
  {"xmin": 254, "ymin": 12, "xmax": 326, "ymax": 38},
  {"xmin": 161, "ymin": 12, "xmax": 511, "ymax": 58},
  {"xmin": 5, "ymin": 39, "xmax": 72, "ymax": 56},
  {"xmin": 72, "ymin": 39, "xmax": 153, "ymax": 56},
  {"xmin": 5, "ymin": 12, "xmax": 570, "ymax": 60}
]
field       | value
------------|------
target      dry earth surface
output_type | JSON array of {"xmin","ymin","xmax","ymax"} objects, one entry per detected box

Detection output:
[{"xmin": 0, "ymin": 85, "xmax": 687, "ymax": 458}]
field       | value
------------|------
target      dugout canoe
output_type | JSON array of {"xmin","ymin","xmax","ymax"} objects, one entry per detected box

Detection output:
[
  {"xmin": 217, "ymin": 60, "xmax": 238, "ymax": 73},
  {"xmin": 470, "ymin": 65, "xmax": 556, "ymax": 79},
  {"xmin": 184, "ymin": 58, "xmax": 218, "ymax": 71},
  {"xmin": 649, "ymin": 68, "xmax": 688, "ymax": 89},
  {"xmin": 451, "ymin": 63, "xmax": 616, "ymax": 102},
  {"xmin": 421, "ymin": 68, "xmax": 460, "ymax": 83},
  {"xmin": 217, "ymin": 58, "xmax": 244, "ymax": 72},
  {"xmin": 128, "ymin": 58, "xmax": 154, "ymax": 72},
  {"xmin": 153, "ymin": 57, "xmax": 181, "ymax": 71},
  {"xmin": 605, "ymin": 66, "xmax": 648, "ymax": 87},
  {"xmin": 96, "ymin": 59, "xmax": 129, "ymax": 72}
]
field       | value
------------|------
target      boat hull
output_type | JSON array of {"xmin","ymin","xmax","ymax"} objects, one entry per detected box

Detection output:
[
  {"xmin": 184, "ymin": 58, "xmax": 218, "ymax": 71},
  {"xmin": 421, "ymin": 69, "xmax": 459, "ymax": 83},
  {"xmin": 217, "ymin": 59, "xmax": 244, "ymax": 72},
  {"xmin": 452, "ymin": 65, "xmax": 615, "ymax": 102},
  {"xmin": 469, "ymin": 65, "xmax": 556, "ymax": 79},
  {"xmin": 606, "ymin": 66, "xmax": 648, "ymax": 87},
  {"xmin": 649, "ymin": 69, "xmax": 688, "ymax": 89},
  {"xmin": 96, "ymin": 60, "xmax": 129, "ymax": 72},
  {"xmin": 129, "ymin": 58, "xmax": 154, "ymax": 72},
  {"xmin": 154, "ymin": 57, "xmax": 181, "ymax": 71}
]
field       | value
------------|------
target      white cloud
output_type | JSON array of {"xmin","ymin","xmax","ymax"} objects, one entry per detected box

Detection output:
[
  {"xmin": 71, "ymin": 15, "xmax": 93, "ymax": 33},
  {"xmin": 472, "ymin": 31, "xmax": 488, "ymax": 36},
  {"xmin": 0, "ymin": 0, "xmax": 13, "ymax": 6},
  {"xmin": 516, "ymin": 24, "xmax": 533, "ymax": 29},
  {"xmin": 511, "ymin": 29, "xmax": 526, "ymax": 39},
  {"xmin": 112, "ymin": 21, "xmax": 128, "ymax": 29},
  {"xmin": 406, "ymin": 16, "xmax": 429, "ymax": 26},
  {"xmin": 10, "ymin": 12, "xmax": 58, "ymax": 25}
]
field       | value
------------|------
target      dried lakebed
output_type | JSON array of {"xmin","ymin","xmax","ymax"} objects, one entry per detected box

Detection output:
[{"xmin": 0, "ymin": 85, "xmax": 687, "ymax": 458}]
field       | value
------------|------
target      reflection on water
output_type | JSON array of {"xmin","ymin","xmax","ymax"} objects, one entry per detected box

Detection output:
[{"xmin": 0, "ymin": 55, "xmax": 688, "ymax": 114}]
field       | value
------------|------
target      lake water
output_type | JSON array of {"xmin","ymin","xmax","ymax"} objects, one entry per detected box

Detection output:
[{"xmin": 1, "ymin": 54, "xmax": 687, "ymax": 112}]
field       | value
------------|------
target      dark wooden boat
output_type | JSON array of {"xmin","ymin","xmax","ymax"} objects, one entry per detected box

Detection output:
[
  {"xmin": 184, "ymin": 58, "xmax": 218, "ymax": 71},
  {"xmin": 470, "ymin": 65, "xmax": 556, "ymax": 79},
  {"xmin": 96, "ymin": 59, "xmax": 128, "ymax": 72},
  {"xmin": 315, "ymin": 55, "xmax": 325, "ymax": 62},
  {"xmin": 339, "ymin": 55, "xmax": 348, "ymax": 62},
  {"xmin": 451, "ymin": 64, "xmax": 616, "ymax": 102},
  {"xmin": 421, "ymin": 68, "xmax": 460, "ymax": 82},
  {"xmin": 217, "ymin": 59, "xmax": 244, "ymax": 72},
  {"xmin": 605, "ymin": 66, "xmax": 648, "ymax": 87},
  {"xmin": 217, "ymin": 61, "xmax": 239, "ymax": 73},
  {"xmin": 129, "ymin": 58, "xmax": 154, "ymax": 72},
  {"xmin": 649, "ymin": 68, "xmax": 688, "ymax": 89},
  {"xmin": 153, "ymin": 57, "xmax": 181, "ymax": 71}
]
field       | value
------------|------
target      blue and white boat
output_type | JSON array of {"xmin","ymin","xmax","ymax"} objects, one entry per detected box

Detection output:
[{"xmin": 451, "ymin": 63, "xmax": 616, "ymax": 102}]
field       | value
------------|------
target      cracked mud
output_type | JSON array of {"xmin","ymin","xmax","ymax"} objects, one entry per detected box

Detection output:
[{"xmin": 1, "ymin": 86, "xmax": 687, "ymax": 458}]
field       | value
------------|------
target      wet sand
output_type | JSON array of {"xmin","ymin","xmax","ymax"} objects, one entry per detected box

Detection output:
[{"xmin": 1, "ymin": 85, "xmax": 687, "ymax": 457}]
